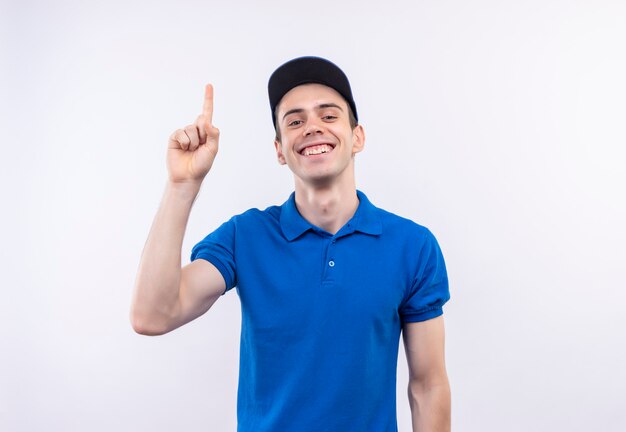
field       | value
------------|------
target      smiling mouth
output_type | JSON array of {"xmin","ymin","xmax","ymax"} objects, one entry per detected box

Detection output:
[{"xmin": 300, "ymin": 144, "xmax": 335, "ymax": 156}]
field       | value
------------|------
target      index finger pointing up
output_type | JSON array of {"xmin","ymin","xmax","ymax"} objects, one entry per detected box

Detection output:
[{"xmin": 202, "ymin": 83, "xmax": 214, "ymax": 124}]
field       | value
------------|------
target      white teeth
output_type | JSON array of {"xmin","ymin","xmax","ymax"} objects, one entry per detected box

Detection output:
[{"xmin": 302, "ymin": 144, "xmax": 333, "ymax": 156}]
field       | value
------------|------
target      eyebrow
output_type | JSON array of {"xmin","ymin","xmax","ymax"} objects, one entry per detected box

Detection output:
[{"xmin": 281, "ymin": 103, "xmax": 344, "ymax": 121}]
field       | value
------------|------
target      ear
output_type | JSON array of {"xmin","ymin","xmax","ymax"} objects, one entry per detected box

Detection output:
[
  {"xmin": 274, "ymin": 139, "xmax": 287, "ymax": 165},
  {"xmin": 351, "ymin": 124, "xmax": 365, "ymax": 155}
]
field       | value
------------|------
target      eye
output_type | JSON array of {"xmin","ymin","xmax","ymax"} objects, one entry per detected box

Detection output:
[
  {"xmin": 287, "ymin": 119, "xmax": 303, "ymax": 127},
  {"xmin": 322, "ymin": 115, "xmax": 337, "ymax": 121}
]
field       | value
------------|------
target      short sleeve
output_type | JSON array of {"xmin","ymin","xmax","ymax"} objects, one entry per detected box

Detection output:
[
  {"xmin": 399, "ymin": 229, "xmax": 450, "ymax": 323},
  {"xmin": 190, "ymin": 218, "xmax": 238, "ymax": 292}
]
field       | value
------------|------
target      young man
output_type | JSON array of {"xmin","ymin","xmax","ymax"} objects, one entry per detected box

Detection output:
[{"xmin": 131, "ymin": 57, "xmax": 451, "ymax": 431}]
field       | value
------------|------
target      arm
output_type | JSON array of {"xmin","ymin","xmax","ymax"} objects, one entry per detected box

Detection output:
[
  {"xmin": 130, "ymin": 85, "xmax": 225, "ymax": 336},
  {"xmin": 403, "ymin": 316, "xmax": 451, "ymax": 432},
  {"xmin": 130, "ymin": 182, "xmax": 226, "ymax": 335}
]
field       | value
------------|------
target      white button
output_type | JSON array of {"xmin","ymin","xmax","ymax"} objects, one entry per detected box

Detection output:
[{"xmin": 328, "ymin": 260, "xmax": 335, "ymax": 267}]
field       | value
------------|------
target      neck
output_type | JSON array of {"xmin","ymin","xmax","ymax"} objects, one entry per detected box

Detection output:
[{"xmin": 293, "ymin": 178, "xmax": 359, "ymax": 235}]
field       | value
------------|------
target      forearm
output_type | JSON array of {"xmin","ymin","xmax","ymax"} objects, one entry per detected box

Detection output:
[
  {"xmin": 408, "ymin": 379, "xmax": 451, "ymax": 432},
  {"xmin": 131, "ymin": 180, "xmax": 201, "ymax": 334}
]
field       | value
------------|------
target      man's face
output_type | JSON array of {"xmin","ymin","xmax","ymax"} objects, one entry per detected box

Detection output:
[{"xmin": 274, "ymin": 83, "xmax": 365, "ymax": 186}]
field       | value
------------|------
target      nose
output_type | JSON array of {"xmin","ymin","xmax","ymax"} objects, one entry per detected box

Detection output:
[{"xmin": 303, "ymin": 118, "xmax": 324, "ymax": 136}]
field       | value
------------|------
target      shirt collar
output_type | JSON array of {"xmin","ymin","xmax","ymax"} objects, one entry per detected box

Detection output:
[{"xmin": 280, "ymin": 190, "xmax": 383, "ymax": 241}]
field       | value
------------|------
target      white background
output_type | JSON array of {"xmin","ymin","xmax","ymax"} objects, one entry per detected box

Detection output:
[{"xmin": 1, "ymin": 0, "xmax": 625, "ymax": 430}]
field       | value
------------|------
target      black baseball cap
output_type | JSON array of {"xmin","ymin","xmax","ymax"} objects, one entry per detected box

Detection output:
[{"xmin": 268, "ymin": 56, "xmax": 358, "ymax": 127}]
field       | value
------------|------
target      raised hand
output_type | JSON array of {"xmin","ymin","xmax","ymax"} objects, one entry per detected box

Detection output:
[{"xmin": 167, "ymin": 84, "xmax": 220, "ymax": 184}]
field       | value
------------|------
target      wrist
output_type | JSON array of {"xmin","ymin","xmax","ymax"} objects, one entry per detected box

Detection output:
[{"xmin": 165, "ymin": 179, "xmax": 202, "ymax": 199}]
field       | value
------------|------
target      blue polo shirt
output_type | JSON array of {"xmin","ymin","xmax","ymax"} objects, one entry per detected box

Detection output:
[{"xmin": 191, "ymin": 190, "xmax": 449, "ymax": 432}]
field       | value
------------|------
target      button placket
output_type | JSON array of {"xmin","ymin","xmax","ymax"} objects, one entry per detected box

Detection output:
[
  {"xmin": 322, "ymin": 237, "xmax": 337, "ymax": 282},
  {"xmin": 328, "ymin": 236, "xmax": 337, "ymax": 268}
]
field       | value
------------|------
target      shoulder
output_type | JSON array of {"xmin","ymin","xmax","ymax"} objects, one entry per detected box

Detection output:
[
  {"xmin": 231, "ymin": 204, "xmax": 280, "ymax": 220},
  {"xmin": 375, "ymin": 206, "xmax": 435, "ymax": 242},
  {"xmin": 226, "ymin": 204, "xmax": 282, "ymax": 229},
  {"xmin": 366, "ymin": 203, "xmax": 446, "ymax": 267}
]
